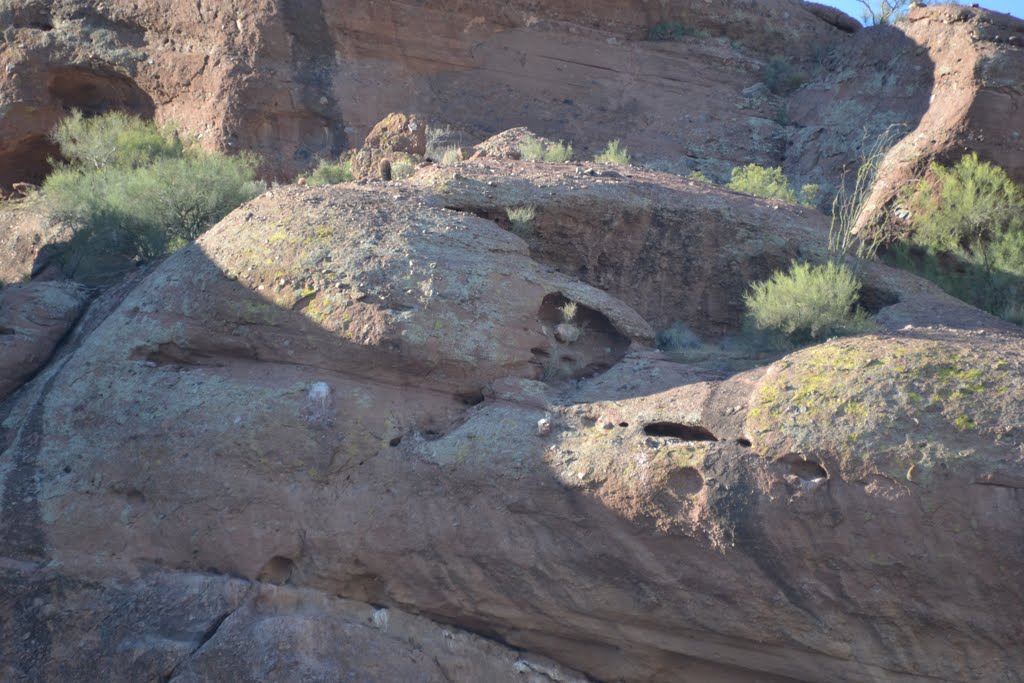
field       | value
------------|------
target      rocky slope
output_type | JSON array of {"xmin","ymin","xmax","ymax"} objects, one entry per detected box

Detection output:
[
  {"xmin": 1, "ymin": 0, "xmax": 1018, "ymax": 198},
  {"xmin": 2, "ymin": 158, "xmax": 1022, "ymax": 682}
]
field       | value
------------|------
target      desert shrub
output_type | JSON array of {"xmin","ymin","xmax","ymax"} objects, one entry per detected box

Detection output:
[
  {"xmin": 391, "ymin": 159, "xmax": 417, "ymax": 180},
  {"xmin": 656, "ymin": 321, "xmax": 701, "ymax": 352},
  {"xmin": 519, "ymin": 136, "xmax": 546, "ymax": 161},
  {"xmin": 646, "ymin": 22, "xmax": 708, "ymax": 40},
  {"xmin": 42, "ymin": 111, "xmax": 263, "ymax": 273},
  {"xmin": 594, "ymin": 140, "xmax": 630, "ymax": 165},
  {"xmin": 544, "ymin": 141, "xmax": 574, "ymax": 163},
  {"xmin": 519, "ymin": 136, "xmax": 573, "ymax": 163},
  {"xmin": 763, "ymin": 57, "xmax": 807, "ymax": 95},
  {"xmin": 888, "ymin": 153, "xmax": 1024, "ymax": 321},
  {"xmin": 727, "ymin": 164, "xmax": 818, "ymax": 207},
  {"xmin": 306, "ymin": 159, "xmax": 352, "ymax": 185},
  {"xmin": 506, "ymin": 205, "xmax": 536, "ymax": 237},
  {"xmin": 744, "ymin": 261, "xmax": 874, "ymax": 343},
  {"xmin": 856, "ymin": 0, "xmax": 909, "ymax": 25},
  {"xmin": 439, "ymin": 146, "xmax": 462, "ymax": 166},
  {"xmin": 688, "ymin": 170, "xmax": 709, "ymax": 182},
  {"xmin": 53, "ymin": 109, "xmax": 183, "ymax": 170}
]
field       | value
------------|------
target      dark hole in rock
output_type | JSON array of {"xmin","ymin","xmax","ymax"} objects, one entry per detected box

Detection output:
[
  {"xmin": 456, "ymin": 390, "xmax": 485, "ymax": 406},
  {"xmin": 619, "ymin": 422, "xmax": 629, "ymax": 428},
  {"xmin": 858, "ymin": 284, "xmax": 900, "ymax": 314},
  {"xmin": 533, "ymin": 292, "xmax": 631, "ymax": 381},
  {"xmin": 389, "ymin": 436, "xmax": 402, "ymax": 447},
  {"xmin": 257, "ymin": 556, "xmax": 295, "ymax": 585},
  {"xmin": 666, "ymin": 467, "xmax": 704, "ymax": 496},
  {"xmin": 643, "ymin": 422, "xmax": 718, "ymax": 441},
  {"xmin": 736, "ymin": 438, "xmax": 752, "ymax": 448},
  {"xmin": 48, "ymin": 67, "xmax": 155, "ymax": 118},
  {"xmin": 779, "ymin": 453, "xmax": 828, "ymax": 480}
]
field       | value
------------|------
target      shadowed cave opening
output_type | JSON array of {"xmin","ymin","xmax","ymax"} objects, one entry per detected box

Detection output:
[
  {"xmin": 643, "ymin": 422, "xmax": 718, "ymax": 441},
  {"xmin": 2, "ymin": 67, "xmax": 156, "ymax": 192},
  {"xmin": 531, "ymin": 292, "xmax": 631, "ymax": 381}
]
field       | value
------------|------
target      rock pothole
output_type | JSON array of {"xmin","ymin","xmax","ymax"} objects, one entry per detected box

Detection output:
[
  {"xmin": 642, "ymin": 422, "xmax": 718, "ymax": 442},
  {"xmin": 532, "ymin": 293, "xmax": 631, "ymax": 381}
]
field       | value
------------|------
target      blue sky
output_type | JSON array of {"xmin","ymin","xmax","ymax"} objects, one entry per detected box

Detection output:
[{"xmin": 818, "ymin": 0, "xmax": 1021, "ymax": 20}]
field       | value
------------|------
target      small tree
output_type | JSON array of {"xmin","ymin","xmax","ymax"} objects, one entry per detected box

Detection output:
[
  {"xmin": 744, "ymin": 261, "xmax": 874, "ymax": 344},
  {"xmin": 855, "ymin": 0, "xmax": 910, "ymax": 25},
  {"xmin": 43, "ymin": 111, "xmax": 263, "ymax": 275}
]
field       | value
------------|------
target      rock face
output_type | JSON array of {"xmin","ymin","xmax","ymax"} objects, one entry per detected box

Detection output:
[
  {"xmin": 2, "ymin": 159, "xmax": 1022, "ymax": 682},
  {"xmin": 0, "ymin": 0, "xmax": 856, "ymax": 190},
  {"xmin": 2, "ymin": 0, "xmax": 1021, "ymax": 199},
  {"xmin": 0, "ymin": 281, "xmax": 87, "ymax": 400}
]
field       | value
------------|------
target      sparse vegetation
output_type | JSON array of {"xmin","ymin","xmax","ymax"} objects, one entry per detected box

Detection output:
[
  {"xmin": 688, "ymin": 170, "xmax": 709, "ymax": 182},
  {"xmin": 727, "ymin": 164, "xmax": 819, "ymax": 207},
  {"xmin": 855, "ymin": 0, "xmax": 910, "ymax": 25},
  {"xmin": 506, "ymin": 205, "xmax": 536, "ymax": 237},
  {"xmin": 762, "ymin": 57, "xmax": 807, "ymax": 95},
  {"xmin": 438, "ymin": 146, "xmax": 462, "ymax": 166},
  {"xmin": 306, "ymin": 158, "xmax": 353, "ymax": 185},
  {"xmin": 646, "ymin": 22, "xmax": 708, "ymax": 41},
  {"xmin": 744, "ymin": 261, "xmax": 875, "ymax": 344},
  {"xmin": 519, "ymin": 136, "xmax": 574, "ymax": 163},
  {"xmin": 829, "ymin": 125, "xmax": 904, "ymax": 265},
  {"xmin": 391, "ymin": 159, "xmax": 418, "ymax": 180},
  {"xmin": 594, "ymin": 140, "xmax": 630, "ymax": 165},
  {"xmin": 544, "ymin": 140, "xmax": 574, "ymax": 163},
  {"xmin": 888, "ymin": 153, "xmax": 1024, "ymax": 323},
  {"xmin": 42, "ymin": 111, "xmax": 263, "ymax": 276},
  {"xmin": 559, "ymin": 300, "xmax": 578, "ymax": 322}
]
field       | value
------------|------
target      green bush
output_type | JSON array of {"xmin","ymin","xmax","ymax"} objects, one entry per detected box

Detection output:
[
  {"xmin": 306, "ymin": 159, "xmax": 353, "ymax": 185},
  {"xmin": 506, "ymin": 205, "xmax": 536, "ymax": 237},
  {"xmin": 42, "ymin": 111, "xmax": 263, "ymax": 274},
  {"xmin": 52, "ymin": 110, "xmax": 183, "ymax": 170},
  {"xmin": 889, "ymin": 153, "xmax": 1024, "ymax": 322},
  {"xmin": 594, "ymin": 140, "xmax": 630, "ymax": 165},
  {"xmin": 688, "ymin": 170, "xmax": 709, "ymax": 182},
  {"xmin": 727, "ymin": 164, "xmax": 818, "ymax": 207},
  {"xmin": 519, "ymin": 136, "xmax": 546, "ymax": 161},
  {"xmin": 544, "ymin": 141, "xmax": 574, "ymax": 163},
  {"xmin": 519, "ymin": 136, "xmax": 573, "ymax": 163},
  {"xmin": 744, "ymin": 261, "xmax": 874, "ymax": 343}
]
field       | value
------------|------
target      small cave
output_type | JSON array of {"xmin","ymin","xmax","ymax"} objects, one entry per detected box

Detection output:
[
  {"xmin": 47, "ymin": 67, "xmax": 155, "ymax": 119},
  {"xmin": 643, "ymin": 422, "xmax": 718, "ymax": 442},
  {"xmin": 531, "ymin": 292, "xmax": 631, "ymax": 381},
  {"xmin": 257, "ymin": 556, "xmax": 296, "ymax": 586},
  {"xmin": 858, "ymin": 284, "xmax": 900, "ymax": 314},
  {"xmin": 2, "ymin": 67, "xmax": 156, "ymax": 192},
  {"xmin": 736, "ymin": 437, "xmax": 752, "ymax": 448}
]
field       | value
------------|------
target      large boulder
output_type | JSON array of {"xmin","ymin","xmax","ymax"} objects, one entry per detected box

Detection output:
[{"xmin": 2, "ymin": 161, "xmax": 1023, "ymax": 681}]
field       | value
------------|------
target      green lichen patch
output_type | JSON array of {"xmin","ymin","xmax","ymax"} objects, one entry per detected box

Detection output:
[{"xmin": 746, "ymin": 335, "xmax": 1024, "ymax": 484}]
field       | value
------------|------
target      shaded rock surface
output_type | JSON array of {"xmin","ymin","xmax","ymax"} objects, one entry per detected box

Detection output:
[
  {"xmin": 0, "ymin": 560, "xmax": 585, "ymax": 683},
  {"xmin": 0, "ymin": 280, "xmax": 87, "ymax": 400},
  {"xmin": 2, "ymin": 158, "xmax": 1022, "ymax": 682}
]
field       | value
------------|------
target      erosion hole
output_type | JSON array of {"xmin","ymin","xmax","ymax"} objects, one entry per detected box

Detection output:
[
  {"xmin": 257, "ymin": 556, "xmax": 295, "ymax": 585},
  {"xmin": 736, "ymin": 437, "xmax": 752, "ymax": 448},
  {"xmin": 533, "ymin": 293, "xmax": 631, "ymax": 381},
  {"xmin": 666, "ymin": 467, "xmax": 705, "ymax": 496},
  {"xmin": 779, "ymin": 454, "xmax": 829, "ymax": 480},
  {"xmin": 643, "ymin": 422, "xmax": 718, "ymax": 442},
  {"xmin": 858, "ymin": 284, "xmax": 900, "ymax": 314},
  {"xmin": 389, "ymin": 436, "xmax": 402, "ymax": 447}
]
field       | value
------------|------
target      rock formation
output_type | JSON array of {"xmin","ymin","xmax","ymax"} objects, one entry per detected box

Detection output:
[
  {"xmin": 3, "ymin": 0, "xmax": 1024, "ymax": 681},
  {"xmin": 2, "ymin": 156, "xmax": 1022, "ymax": 681}
]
